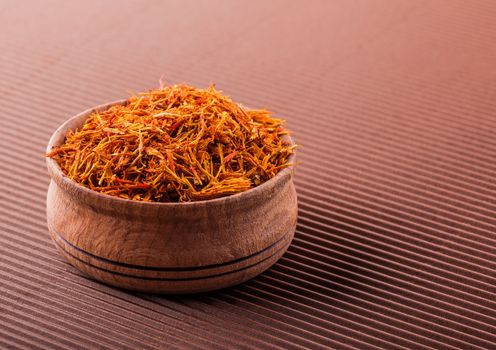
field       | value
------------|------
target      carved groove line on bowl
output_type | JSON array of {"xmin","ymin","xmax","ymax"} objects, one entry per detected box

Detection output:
[
  {"xmin": 48, "ymin": 222, "xmax": 295, "ymax": 281},
  {"xmin": 48, "ymin": 221, "xmax": 291, "ymax": 271},
  {"xmin": 50, "ymin": 230, "xmax": 293, "ymax": 282}
]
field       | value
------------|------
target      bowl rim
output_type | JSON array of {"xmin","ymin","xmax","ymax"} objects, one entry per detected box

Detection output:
[{"xmin": 46, "ymin": 100, "xmax": 296, "ymax": 209}]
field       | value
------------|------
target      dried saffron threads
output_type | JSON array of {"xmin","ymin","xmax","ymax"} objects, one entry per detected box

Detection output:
[{"xmin": 47, "ymin": 83, "xmax": 296, "ymax": 202}]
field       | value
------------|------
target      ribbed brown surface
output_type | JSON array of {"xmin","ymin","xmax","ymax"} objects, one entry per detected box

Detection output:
[{"xmin": 1, "ymin": 0, "xmax": 495, "ymax": 349}]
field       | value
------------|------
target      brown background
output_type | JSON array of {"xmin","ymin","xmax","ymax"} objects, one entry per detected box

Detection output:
[{"xmin": 1, "ymin": 0, "xmax": 496, "ymax": 349}]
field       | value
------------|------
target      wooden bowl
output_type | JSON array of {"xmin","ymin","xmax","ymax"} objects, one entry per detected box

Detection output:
[{"xmin": 46, "ymin": 101, "xmax": 297, "ymax": 294}]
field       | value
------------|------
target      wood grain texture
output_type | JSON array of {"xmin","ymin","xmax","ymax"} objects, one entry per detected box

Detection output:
[{"xmin": 46, "ymin": 102, "xmax": 297, "ymax": 293}]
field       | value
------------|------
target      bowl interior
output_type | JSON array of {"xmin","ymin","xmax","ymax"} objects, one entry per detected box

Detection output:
[{"xmin": 46, "ymin": 100, "xmax": 296, "ymax": 210}]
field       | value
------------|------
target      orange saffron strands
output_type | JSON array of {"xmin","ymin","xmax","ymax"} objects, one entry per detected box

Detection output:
[{"xmin": 47, "ymin": 83, "xmax": 296, "ymax": 202}]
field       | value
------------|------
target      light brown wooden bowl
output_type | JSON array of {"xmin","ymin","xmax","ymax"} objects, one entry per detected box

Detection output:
[{"xmin": 46, "ymin": 101, "xmax": 297, "ymax": 294}]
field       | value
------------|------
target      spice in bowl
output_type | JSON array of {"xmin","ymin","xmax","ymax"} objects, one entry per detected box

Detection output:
[{"xmin": 47, "ymin": 83, "xmax": 295, "ymax": 202}]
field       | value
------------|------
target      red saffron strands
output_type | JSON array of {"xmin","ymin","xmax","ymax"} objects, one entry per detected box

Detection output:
[{"xmin": 47, "ymin": 83, "xmax": 296, "ymax": 202}]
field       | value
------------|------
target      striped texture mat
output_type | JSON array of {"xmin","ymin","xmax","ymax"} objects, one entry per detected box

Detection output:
[{"xmin": 1, "ymin": 0, "xmax": 495, "ymax": 349}]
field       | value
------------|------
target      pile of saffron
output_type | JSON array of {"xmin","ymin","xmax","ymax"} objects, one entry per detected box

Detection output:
[{"xmin": 47, "ymin": 84, "xmax": 295, "ymax": 202}]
